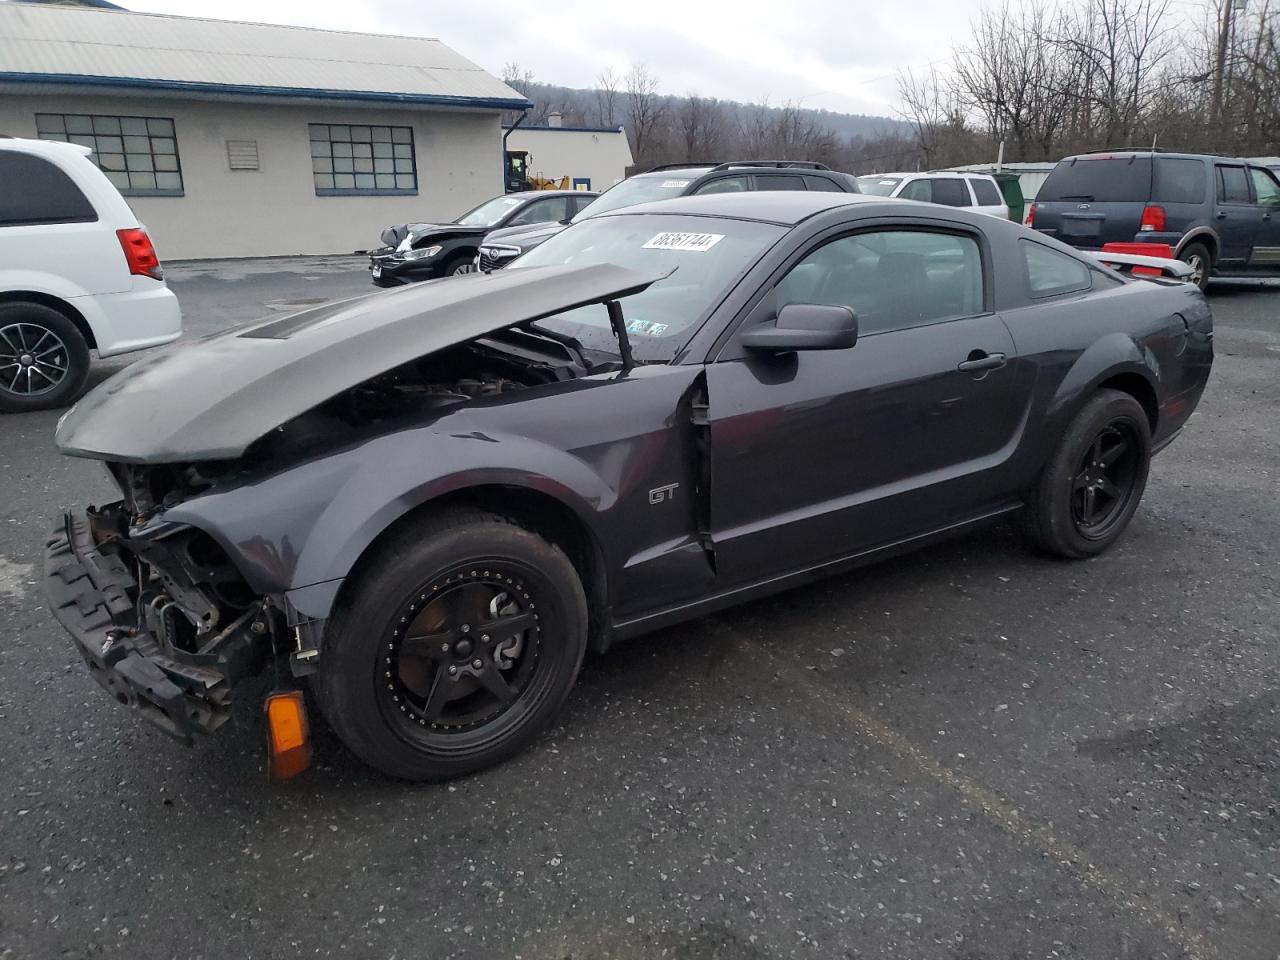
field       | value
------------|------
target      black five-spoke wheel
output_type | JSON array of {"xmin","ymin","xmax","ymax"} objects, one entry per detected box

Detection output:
[
  {"xmin": 315, "ymin": 509, "xmax": 588, "ymax": 781},
  {"xmin": 1025, "ymin": 388, "xmax": 1152, "ymax": 558},
  {"xmin": 1070, "ymin": 422, "xmax": 1142, "ymax": 540},
  {"xmin": 384, "ymin": 569, "xmax": 542, "ymax": 734}
]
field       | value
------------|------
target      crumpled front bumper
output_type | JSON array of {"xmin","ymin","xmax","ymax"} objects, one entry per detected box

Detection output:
[{"xmin": 43, "ymin": 512, "xmax": 235, "ymax": 743}]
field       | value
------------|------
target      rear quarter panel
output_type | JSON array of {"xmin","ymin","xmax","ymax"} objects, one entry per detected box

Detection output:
[{"xmin": 998, "ymin": 277, "xmax": 1212, "ymax": 481}]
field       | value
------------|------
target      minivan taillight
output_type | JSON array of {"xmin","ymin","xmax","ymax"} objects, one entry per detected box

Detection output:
[
  {"xmin": 1024, "ymin": 203, "xmax": 1035, "ymax": 227},
  {"xmin": 116, "ymin": 228, "xmax": 163, "ymax": 281},
  {"xmin": 1140, "ymin": 205, "xmax": 1166, "ymax": 232}
]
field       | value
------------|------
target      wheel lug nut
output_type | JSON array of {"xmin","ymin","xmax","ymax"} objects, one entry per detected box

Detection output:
[
  {"xmin": 481, "ymin": 634, "xmax": 491, "ymax": 643},
  {"xmin": 472, "ymin": 659, "xmax": 483, "ymax": 669},
  {"xmin": 460, "ymin": 624, "xmax": 471, "ymax": 634},
  {"xmin": 447, "ymin": 665, "xmax": 458, "ymax": 676},
  {"xmin": 441, "ymin": 643, "xmax": 450, "ymax": 652}
]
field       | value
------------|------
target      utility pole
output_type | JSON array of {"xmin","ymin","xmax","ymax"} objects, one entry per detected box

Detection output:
[{"xmin": 1212, "ymin": 0, "xmax": 1246, "ymax": 126}]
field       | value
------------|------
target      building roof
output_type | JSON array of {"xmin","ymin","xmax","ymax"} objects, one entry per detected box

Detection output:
[
  {"xmin": 503, "ymin": 124, "xmax": 628, "ymax": 135},
  {"xmin": 0, "ymin": 3, "xmax": 531, "ymax": 110}
]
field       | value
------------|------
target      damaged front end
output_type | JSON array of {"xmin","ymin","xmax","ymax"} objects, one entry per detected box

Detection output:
[{"xmin": 44, "ymin": 494, "xmax": 275, "ymax": 743}]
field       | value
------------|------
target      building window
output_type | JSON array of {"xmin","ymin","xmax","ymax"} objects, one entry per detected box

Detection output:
[
  {"xmin": 35, "ymin": 113, "xmax": 184, "ymax": 196},
  {"xmin": 310, "ymin": 123, "xmax": 417, "ymax": 195}
]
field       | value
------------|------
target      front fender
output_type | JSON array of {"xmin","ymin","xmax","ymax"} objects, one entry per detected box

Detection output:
[{"xmin": 163, "ymin": 427, "xmax": 612, "ymax": 616}]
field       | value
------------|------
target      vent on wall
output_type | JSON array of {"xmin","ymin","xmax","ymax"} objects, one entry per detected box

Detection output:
[{"xmin": 226, "ymin": 140, "xmax": 259, "ymax": 170}]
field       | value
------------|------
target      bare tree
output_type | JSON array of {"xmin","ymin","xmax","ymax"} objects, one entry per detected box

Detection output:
[
  {"xmin": 624, "ymin": 64, "xmax": 666, "ymax": 164},
  {"xmin": 677, "ymin": 93, "xmax": 726, "ymax": 160},
  {"xmin": 595, "ymin": 68, "xmax": 620, "ymax": 128}
]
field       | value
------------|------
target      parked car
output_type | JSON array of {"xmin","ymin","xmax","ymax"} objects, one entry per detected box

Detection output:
[
  {"xmin": 856, "ymin": 171, "xmax": 1011, "ymax": 219},
  {"xmin": 45, "ymin": 191, "xmax": 1212, "ymax": 782},
  {"xmin": 0, "ymin": 137, "xmax": 181, "ymax": 412},
  {"xmin": 476, "ymin": 160, "xmax": 860, "ymax": 271},
  {"xmin": 368, "ymin": 189, "xmax": 596, "ymax": 287},
  {"xmin": 1028, "ymin": 151, "xmax": 1280, "ymax": 290}
]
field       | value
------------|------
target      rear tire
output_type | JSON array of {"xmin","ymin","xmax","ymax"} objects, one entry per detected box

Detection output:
[
  {"xmin": 1024, "ymin": 389, "xmax": 1151, "ymax": 559},
  {"xmin": 1178, "ymin": 241, "xmax": 1211, "ymax": 292},
  {"xmin": 313, "ymin": 508, "xmax": 588, "ymax": 781},
  {"xmin": 0, "ymin": 302, "xmax": 91, "ymax": 413}
]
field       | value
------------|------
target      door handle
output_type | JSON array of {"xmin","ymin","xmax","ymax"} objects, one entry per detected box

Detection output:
[
  {"xmin": 1215, "ymin": 211, "xmax": 1227, "ymax": 219},
  {"xmin": 957, "ymin": 351, "xmax": 1007, "ymax": 374}
]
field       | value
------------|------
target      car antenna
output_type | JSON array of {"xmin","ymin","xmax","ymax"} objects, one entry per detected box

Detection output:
[{"xmin": 605, "ymin": 300, "xmax": 635, "ymax": 373}]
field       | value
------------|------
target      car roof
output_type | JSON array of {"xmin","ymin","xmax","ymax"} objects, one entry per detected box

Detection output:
[
  {"xmin": 0, "ymin": 136, "xmax": 94, "ymax": 159},
  {"xmin": 506, "ymin": 189, "xmax": 595, "ymax": 199},
  {"xmin": 861, "ymin": 171, "xmax": 990, "ymax": 179},
  {"xmin": 600, "ymin": 191, "xmax": 897, "ymax": 225},
  {"xmin": 1060, "ymin": 150, "xmax": 1252, "ymax": 163}
]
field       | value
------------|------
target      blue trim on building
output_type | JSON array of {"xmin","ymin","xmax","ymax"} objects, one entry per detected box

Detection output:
[
  {"xmin": 502, "ymin": 124, "xmax": 626, "ymax": 134},
  {"xmin": 0, "ymin": 73, "xmax": 533, "ymax": 111}
]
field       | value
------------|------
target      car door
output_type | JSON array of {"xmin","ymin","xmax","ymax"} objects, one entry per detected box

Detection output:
[
  {"xmin": 1213, "ymin": 163, "xmax": 1263, "ymax": 264},
  {"xmin": 704, "ymin": 223, "xmax": 1029, "ymax": 587},
  {"xmin": 1247, "ymin": 166, "xmax": 1280, "ymax": 270}
]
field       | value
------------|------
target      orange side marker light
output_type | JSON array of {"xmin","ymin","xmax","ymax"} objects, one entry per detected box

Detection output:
[{"xmin": 265, "ymin": 690, "xmax": 312, "ymax": 781}]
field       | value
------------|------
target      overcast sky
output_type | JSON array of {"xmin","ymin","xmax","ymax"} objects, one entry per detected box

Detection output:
[{"xmin": 125, "ymin": 0, "xmax": 983, "ymax": 118}]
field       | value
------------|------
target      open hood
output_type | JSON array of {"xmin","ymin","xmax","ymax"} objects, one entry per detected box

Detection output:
[{"xmin": 56, "ymin": 264, "xmax": 666, "ymax": 464}]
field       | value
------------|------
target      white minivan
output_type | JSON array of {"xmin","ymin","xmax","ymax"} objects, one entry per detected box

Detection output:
[
  {"xmin": 856, "ymin": 172, "xmax": 1011, "ymax": 219},
  {"xmin": 0, "ymin": 137, "xmax": 181, "ymax": 412}
]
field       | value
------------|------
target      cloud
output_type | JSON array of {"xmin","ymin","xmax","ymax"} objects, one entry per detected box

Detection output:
[{"xmin": 126, "ymin": 0, "xmax": 982, "ymax": 115}]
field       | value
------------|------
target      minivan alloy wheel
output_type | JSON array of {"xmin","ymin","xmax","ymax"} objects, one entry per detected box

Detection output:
[{"xmin": 0, "ymin": 322, "xmax": 69, "ymax": 396}]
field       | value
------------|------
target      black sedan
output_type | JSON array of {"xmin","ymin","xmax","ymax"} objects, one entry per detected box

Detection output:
[
  {"xmin": 45, "ymin": 192, "xmax": 1212, "ymax": 782},
  {"xmin": 368, "ymin": 189, "xmax": 595, "ymax": 286}
]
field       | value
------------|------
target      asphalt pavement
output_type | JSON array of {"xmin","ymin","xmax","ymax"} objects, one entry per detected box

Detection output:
[{"xmin": 1, "ymin": 259, "xmax": 1277, "ymax": 960}]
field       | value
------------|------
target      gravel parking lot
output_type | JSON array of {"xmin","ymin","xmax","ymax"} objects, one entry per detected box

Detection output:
[{"xmin": 1, "ymin": 258, "xmax": 1277, "ymax": 960}]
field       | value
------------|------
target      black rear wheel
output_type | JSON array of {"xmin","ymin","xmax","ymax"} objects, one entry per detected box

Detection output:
[
  {"xmin": 0, "ymin": 302, "xmax": 91, "ymax": 413},
  {"xmin": 314, "ymin": 509, "xmax": 588, "ymax": 780},
  {"xmin": 1024, "ymin": 389, "xmax": 1152, "ymax": 558},
  {"xmin": 1178, "ymin": 241, "xmax": 1211, "ymax": 292}
]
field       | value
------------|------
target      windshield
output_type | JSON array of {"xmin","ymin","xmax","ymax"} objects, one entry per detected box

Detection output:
[
  {"xmin": 571, "ymin": 175, "xmax": 700, "ymax": 222},
  {"xmin": 856, "ymin": 176, "xmax": 903, "ymax": 196},
  {"xmin": 455, "ymin": 196, "xmax": 524, "ymax": 227},
  {"xmin": 513, "ymin": 213, "xmax": 785, "ymax": 363}
]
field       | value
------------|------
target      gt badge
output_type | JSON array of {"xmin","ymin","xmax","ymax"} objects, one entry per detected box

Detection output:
[{"xmin": 648, "ymin": 483, "xmax": 679, "ymax": 504}]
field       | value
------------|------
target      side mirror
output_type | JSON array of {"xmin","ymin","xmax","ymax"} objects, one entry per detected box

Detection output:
[{"xmin": 740, "ymin": 302, "xmax": 859, "ymax": 352}]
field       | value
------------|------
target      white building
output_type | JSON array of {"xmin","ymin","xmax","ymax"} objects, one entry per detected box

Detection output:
[
  {"xmin": 504, "ymin": 116, "xmax": 634, "ymax": 192},
  {"xmin": 0, "ymin": 4, "xmax": 529, "ymax": 259}
]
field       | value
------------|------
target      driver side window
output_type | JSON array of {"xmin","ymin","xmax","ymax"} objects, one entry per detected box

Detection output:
[
  {"xmin": 1251, "ymin": 168, "xmax": 1280, "ymax": 206},
  {"xmin": 775, "ymin": 230, "xmax": 984, "ymax": 336}
]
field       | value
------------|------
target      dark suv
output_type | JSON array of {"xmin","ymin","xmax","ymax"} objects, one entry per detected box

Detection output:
[
  {"xmin": 476, "ymin": 160, "xmax": 860, "ymax": 271},
  {"xmin": 1030, "ymin": 151, "xmax": 1280, "ymax": 289}
]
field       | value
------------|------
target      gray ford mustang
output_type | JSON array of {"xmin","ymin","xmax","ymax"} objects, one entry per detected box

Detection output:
[{"xmin": 44, "ymin": 192, "xmax": 1213, "ymax": 781}]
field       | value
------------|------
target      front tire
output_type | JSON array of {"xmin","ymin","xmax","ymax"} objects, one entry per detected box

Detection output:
[
  {"xmin": 314, "ymin": 509, "xmax": 588, "ymax": 781},
  {"xmin": 1024, "ymin": 389, "xmax": 1151, "ymax": 559},
  {"xmin": 0, "ymin": 302, "xmax": 91, "ymax": 413}
]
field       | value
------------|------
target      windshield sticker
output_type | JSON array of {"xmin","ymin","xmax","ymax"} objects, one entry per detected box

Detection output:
[
  {"xmin": 626, "ymin": 319, "xmax": 669, "ymax": 337},
  {"xmin": 659, "ymin": 180, "xmax": 692, "ymax": 188},
  {"xmin": 642, "ymin": 232, "xmax": 725, "ymax": 252}
]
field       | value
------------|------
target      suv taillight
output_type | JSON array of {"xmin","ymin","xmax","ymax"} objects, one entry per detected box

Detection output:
[
  {"xmin": 116, "ymin": 227, "xmax": 163, "ymax": 281},
  {"xmin": 1024, "ymin": 203, "xmax": 1035, "ymax": 227},
  {"xmin": 1140, "ymin": 205, "xmax": 1166, "ymax": 232}
]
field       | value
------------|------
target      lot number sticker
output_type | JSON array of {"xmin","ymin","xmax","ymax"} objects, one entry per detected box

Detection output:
[
  {"xmin": 642, "ymin": 232, "xmax": 725, "ymax": 252},
  {"xmin": 659, "ymin": 180, "xmax": 692, "ymax": 188}
]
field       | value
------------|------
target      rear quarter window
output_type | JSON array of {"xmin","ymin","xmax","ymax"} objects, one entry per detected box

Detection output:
[
  {"xmin": 1153, "ymin": 158, "xmax": 1207, "ymax": 204},
  {"xmin": 1022, "ymin": 240, "xmax": 1093, "ymax": 298},
  {"xmin": 1038, "ymin": 156, "xmax": 1153, "ymax": 203},
  {"xmin": 0, "ymin": 152, "xmax": 98, "ymax": 226},
  {"xmin": 929, "ymin": 178, "xmax": 970, "ymax": 207},
  {"xmin": 970, "ymin": 178, "xmax": 1003, "ymax": 206}
]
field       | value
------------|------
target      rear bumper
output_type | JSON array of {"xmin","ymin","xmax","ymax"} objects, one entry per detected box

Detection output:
[
  {"xmin": 72, "ymin": 281, "xmax": 183, "ymax": 359},
  {"xmin": 43, "ymin": 511, "xmax": 236, "ymax": 743}
]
